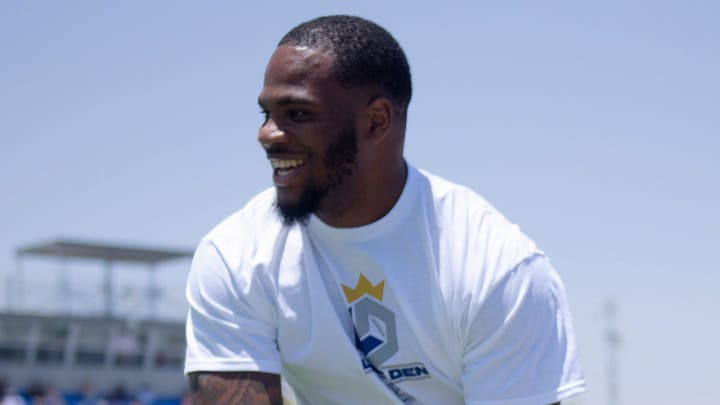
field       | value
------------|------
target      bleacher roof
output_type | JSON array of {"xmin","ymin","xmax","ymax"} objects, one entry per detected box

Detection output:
[{"xmin": 17, "ymin": 239, "xmax": 193, "ymax": 264}]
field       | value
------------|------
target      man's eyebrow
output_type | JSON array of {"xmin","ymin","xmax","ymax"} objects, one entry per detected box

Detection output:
[{"xmin": 258, "ymin": 96, "xmax": 314, "ymax": 108}]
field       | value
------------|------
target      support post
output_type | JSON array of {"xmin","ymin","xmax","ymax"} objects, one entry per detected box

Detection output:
[
  {"xmin": 605, "ymin": 299, "xmax": 621, "ymax": 405},
  {"xmin": 103, "ymin": 260, "xmax": 114, "ymax": 318},
  {"xmin": 147, "ymin": 263, "xmax": 158, "ymax": 320}
]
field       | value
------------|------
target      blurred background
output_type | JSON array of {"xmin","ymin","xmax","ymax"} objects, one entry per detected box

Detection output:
[{"xmin": 1, "ymin": 1, "xmax": 718, "ymax": 404}]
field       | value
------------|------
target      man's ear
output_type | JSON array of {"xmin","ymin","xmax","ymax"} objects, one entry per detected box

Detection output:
[{"xmin": 365, "ymin": 97, "xmax": 393, "ymax": 141}]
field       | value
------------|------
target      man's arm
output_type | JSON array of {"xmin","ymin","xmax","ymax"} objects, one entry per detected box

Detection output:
[{"xmin": 189, "ymin": 372, "xmax": 282, "ymax": 405}]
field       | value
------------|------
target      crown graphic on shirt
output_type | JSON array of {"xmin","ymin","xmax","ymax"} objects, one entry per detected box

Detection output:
[{"xmin": 341, "ymin": 273, "xmax": 385, "ymax": 304}]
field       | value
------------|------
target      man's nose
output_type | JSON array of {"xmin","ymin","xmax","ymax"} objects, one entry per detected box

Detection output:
[{"xmin": 258, "ymin": 119, "xmax": 287, "ymax": 148}]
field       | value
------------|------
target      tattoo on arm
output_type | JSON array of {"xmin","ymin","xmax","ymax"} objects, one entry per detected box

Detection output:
[{"xmin": 189, "ymin": 372, "xmax": 282, "ymax": 405}]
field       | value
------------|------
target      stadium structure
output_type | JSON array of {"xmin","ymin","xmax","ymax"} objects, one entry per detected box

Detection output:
[{"xmin": 0, "ymin": 239, "xmax": 192, "ymax": 404}]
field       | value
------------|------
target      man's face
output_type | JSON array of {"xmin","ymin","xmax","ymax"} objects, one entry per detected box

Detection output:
[{"xmin": 257, "ymin": 45, "xmax": 363, "ymax": 225}]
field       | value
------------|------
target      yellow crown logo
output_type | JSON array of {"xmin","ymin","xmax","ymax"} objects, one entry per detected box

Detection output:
[{"xmin": 342, "ymin": 273, "xmax": 385, "ymax": 304}]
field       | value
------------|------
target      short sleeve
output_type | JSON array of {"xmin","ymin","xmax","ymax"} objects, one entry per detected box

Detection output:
[
  {"xmin": 184, "ymin": 238, "xmax": 281, "ymax": 375},
  {"xmin": 462, "ymin": 255, "xmax": 585, "ymax": 405}
]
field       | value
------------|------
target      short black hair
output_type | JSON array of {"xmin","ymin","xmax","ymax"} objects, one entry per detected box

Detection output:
[{"xmin": 279, "ymin": 15, "xmax": 412, "ymax": 112}]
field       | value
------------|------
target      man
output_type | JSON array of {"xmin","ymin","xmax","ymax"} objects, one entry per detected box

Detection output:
[{"xmin": 185, "ymin": 15, "xmax": 585, "ymax": 405}]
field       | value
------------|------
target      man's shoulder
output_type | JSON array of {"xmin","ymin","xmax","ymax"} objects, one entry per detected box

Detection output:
[
  {"xmin": 416, "ymin": 167, "xmax": 541, "ymax": 287},
  {"xmin": 202, "ymin": 188, "xmax": 282, "ymax": 250},
  {"xmin": 416, "ymin": 167, "xmax": 495, "ymax": 218}
]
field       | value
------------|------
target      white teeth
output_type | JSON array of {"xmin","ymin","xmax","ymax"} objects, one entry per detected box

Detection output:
[{"xmin": 270, "ymin": 159, "xmax": 305, "ymax": 169}]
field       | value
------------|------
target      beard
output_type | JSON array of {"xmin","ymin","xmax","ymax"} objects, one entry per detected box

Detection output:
[{"xmin": 275, "ymin": 127, "xmax": 358, "ymax": 226}]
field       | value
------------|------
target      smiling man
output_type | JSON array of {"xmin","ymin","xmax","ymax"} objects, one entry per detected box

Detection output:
[{"xmin": 185, "ymin": 15, "xmax": 585, "ymax": 405}]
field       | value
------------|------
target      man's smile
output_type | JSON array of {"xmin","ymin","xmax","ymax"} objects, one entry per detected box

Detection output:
[{"xmin": 269, "ymin": 158, "xmax": 307, "ymax": 185}]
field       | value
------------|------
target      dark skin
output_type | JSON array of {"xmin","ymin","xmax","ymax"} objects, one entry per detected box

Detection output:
[
  {"xmin": 257, "ymin": 45, "xmax": 406, "ymax": 228},
  {"xmin": 190, "ymin": 44, "xmax": 562, "ymax": 405},
  {"xmin": 188, "ymin": 372, "xmax": 282, "ymax": 405}
]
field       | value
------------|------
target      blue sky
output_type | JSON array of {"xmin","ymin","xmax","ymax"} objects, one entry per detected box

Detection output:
[{"xmin": 1, "ymin": 1, "xmax": 719, "ymax": 404}]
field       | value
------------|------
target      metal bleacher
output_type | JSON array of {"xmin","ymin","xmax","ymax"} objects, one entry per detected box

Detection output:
[{"xmin": 0, "ymin": 239, "xmax": 194, "ymax": 402}]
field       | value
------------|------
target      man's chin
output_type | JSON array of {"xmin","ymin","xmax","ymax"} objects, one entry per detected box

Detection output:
[
  {"xmin": 274, "ymin": 186, "xmax": 323, "ymax": 226},
  {"xmin": 274, "ymin": 205, "xmax": 312, "ymax": 226}
]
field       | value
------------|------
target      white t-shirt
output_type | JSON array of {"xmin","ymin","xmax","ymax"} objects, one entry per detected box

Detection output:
[{"xmin": 185, "ymin": 164, "xmax": 585, "ymax": 405}]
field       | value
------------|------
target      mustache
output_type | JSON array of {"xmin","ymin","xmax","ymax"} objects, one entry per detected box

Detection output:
[{"xmin": 264, "ymin": 146, "xmax": 305, "ymax": 156}]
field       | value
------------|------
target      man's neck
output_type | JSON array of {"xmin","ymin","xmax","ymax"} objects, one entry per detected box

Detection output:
[{"xmin": 316, "ymin": 159, "xmax": 407, "ymax": 228}]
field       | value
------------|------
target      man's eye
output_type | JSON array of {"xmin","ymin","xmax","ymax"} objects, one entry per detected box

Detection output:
[{"xmin": 289, "ymin": 110, "xmax": 311, "ymax": 121}]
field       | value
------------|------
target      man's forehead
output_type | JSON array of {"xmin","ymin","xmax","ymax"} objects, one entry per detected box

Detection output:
[
  {"xmin": 259, "ymin": 45, "xmax": 346, "ymax": 106},
  {"xmin": 265, "ymin": 45, "xmax": 334, "ymax": 82}
]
